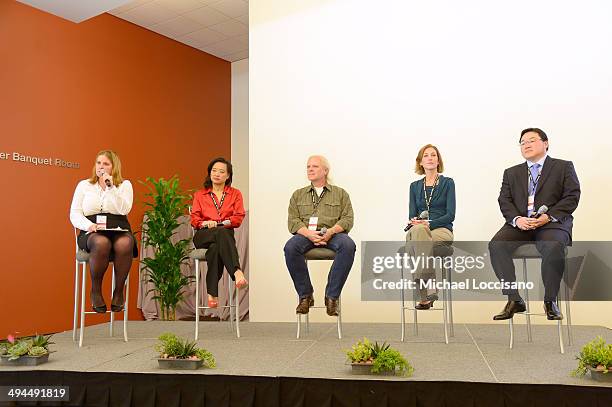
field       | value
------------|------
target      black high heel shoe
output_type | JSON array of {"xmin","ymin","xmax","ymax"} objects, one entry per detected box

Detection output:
[
  {"xmin": 415, "ymin": 300, "xmax": 435, "ymax": 310},
  {"xmin": 92, "ymin": 303, "xmax": 107, "ymax": 313},
  {"xmin": 110, "ymin": 304, "xmax": 124, "ymax": 312}
]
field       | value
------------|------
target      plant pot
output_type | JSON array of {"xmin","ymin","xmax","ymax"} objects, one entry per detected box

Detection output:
[
  {"xmin": 157, "ymin": 358, "xmax": 203, "ymax": 370},
  {"xmin": 0, "ymin": 354, "xmax": 49, "ymax": 366},
  {"xmin": 588, "ymin": 367, "xmax": 612, "ymax": 382},
  {"xmin": 350, "ymin": 362, "xmax": 396, "ymax": 376}
]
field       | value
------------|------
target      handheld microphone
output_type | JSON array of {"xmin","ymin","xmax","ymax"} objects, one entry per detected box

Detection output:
[
  {"xmin": 318, "ymin": 227, "xmax": 328, "ymax": 236},
  {"xmin": 531, "ymin": 205, "xmax": 548, "ymax": 218},
  {"xmin": 404, "ymin": 210, "xmax": 429, "ymax": 232},
  {"xmin": 98, "ymin": 168, "xmax": 111, "ymax": 188},
  {"xmin": 217, "ymin": 219, "xmax": 231, "ymax": 227}
]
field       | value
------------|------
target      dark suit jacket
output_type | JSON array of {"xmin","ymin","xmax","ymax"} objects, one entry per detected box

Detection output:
[{"xmin": 497, "ymin": 156, "xmax": 580, "ymax": 236}]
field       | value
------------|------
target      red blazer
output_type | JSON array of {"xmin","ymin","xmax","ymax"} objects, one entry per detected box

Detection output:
[{"xmin": 190, "ymin": 185, "xmax": 245, "ymax": 229}]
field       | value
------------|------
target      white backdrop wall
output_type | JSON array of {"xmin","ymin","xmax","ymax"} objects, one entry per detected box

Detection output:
[
  {"xmin": 249, "ymin": 0, "xmax": 612, "ymax": 327},
  {"xmin": 232, "ymin": 58, "xmax": 249, "ymax": 209}
]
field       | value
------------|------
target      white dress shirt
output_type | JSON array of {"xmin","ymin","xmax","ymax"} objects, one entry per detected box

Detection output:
[{"xmin": 70, "ymin": 179, "xmax": 133, "ymax": 231}]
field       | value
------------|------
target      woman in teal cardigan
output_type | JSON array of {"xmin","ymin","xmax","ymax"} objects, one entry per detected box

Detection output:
[{"xmin": 406, "ymin": 144, "xmax": 456, "ymax": 309}]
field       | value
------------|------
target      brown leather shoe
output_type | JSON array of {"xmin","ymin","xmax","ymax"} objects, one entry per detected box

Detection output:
[
  {"xmin": 325, "ymin": 297, "xmax": 339, "ymax": 316},
  {"xmin": 296, "ymin": 294, "xmax": 314, "ymax": 314}
]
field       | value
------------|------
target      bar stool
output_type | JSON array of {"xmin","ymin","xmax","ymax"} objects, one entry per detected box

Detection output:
[
  {"xmin": 72, "ymin": 230, "xmax": 129, "ymax": 348},
  {"xmin": 508, "ymin": 243, "xmax": 572, "ymax": 354},
  {"xmin": 191, "ymin": 247, "xmax": 241, "ymax": 340},
  {"xmin": 296, "ymin": 248, "xmax": 343, "ymax": 339},
  {"xmin": 399, "ymin": 244, "xmax": 454, "ymax": 343}
]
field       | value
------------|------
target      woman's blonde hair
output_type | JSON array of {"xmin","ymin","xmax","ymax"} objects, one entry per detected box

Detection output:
[
  {"xmin": 88, "ymin": 150, "xmax": 124, "ymax": 186},
  {"xmin": 414, "ymin": 144, "xmax": 444, "ymax": 175}
]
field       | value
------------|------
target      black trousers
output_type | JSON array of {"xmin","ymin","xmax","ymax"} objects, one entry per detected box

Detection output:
[
  {"xmin": 193, "ymin": 227, "xmax": 241, "ymax": 296},
  {"xmin": 488, "ymin": 224, "xmax": 570, "ymax": 301}
]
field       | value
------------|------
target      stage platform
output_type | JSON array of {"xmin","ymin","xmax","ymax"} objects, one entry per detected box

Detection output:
[{"xmin": 1, "ymin": 321, "xmax": 611, "ymax": 406}]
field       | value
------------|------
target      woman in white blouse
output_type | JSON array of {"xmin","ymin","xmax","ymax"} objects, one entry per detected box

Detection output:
[{"xmin": 70, "ymin": 150, "xmax": 136, "ymax": 313}]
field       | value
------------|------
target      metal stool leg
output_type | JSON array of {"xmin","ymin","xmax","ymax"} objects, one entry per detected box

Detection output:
[
  {"xmin": 123, "ymin": 272, "xmax": 129, "ymax": 342},
  {"xmin": 110, "ymin": 266, "xmax": 115, "ymax": 337},
  {"xmin": 337, "ymin": 297, "xmax": 342, "ymax": 339},
  {"xmin": 413, "ymin": 286, "xmax": 419, "ymax": 336},
  {"xmin": 195, "ymin": 259, "xmax": 200, "ymax": 340},
  {"xmin": 79, "ymin": 262, "xmax": 87, "ymax": 348},
  {"xmin": 228, "ymin": 279, "xmax": 235, "ymax": 332},
  {"xmin": 447, "ymin": 263, "xmax": 454, "ymax": 337},
  {"xmin": 235, "ymin": 283, "xmax": 240, "ymax": 338},
  {"xmin": 564, "ymin": 257, "xmax": 573, "ymax": 346},
  {"xmin": 522, "ymin": 259, "xmax": 532, "ymax": 342},
  {"xmin": 509, "ymin": 318, "xmax": 514, "ymax": 349},
  {"xmin": 557, "ymin": 298, "xmax": 565, "ymax": 354},
  {"xmin": 73, "ymin": 260, "xmax": 80, "ymax": 341},
  {"xmin": 400, "ymin": 265, "xmax": 406, "ymax": 342},
  {"xmin": 441, "ymin": 267, "xmax": 449, "ymax": 344},
  {"xmin": 296, "ymin": 314, "xmax": 301, "ymax": 339}
]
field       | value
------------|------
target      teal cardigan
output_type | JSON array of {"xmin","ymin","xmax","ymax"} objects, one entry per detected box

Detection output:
[{"xmin": 409, "ymin": 175, "xmax": 456, "ymax": 231}]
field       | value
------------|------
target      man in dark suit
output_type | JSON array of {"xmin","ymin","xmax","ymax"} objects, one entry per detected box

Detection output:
[{"xmin": 489, "ymin": 128, "xmax": 580, "ymax": 320}]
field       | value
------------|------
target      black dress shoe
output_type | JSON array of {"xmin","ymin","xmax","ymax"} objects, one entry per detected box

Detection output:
[
  {"xmin": 92, "ymin": 303, "xmax": 107, "ymax": 313},
  {"xmin": 544, "ymin": 301, "xmax": 563, "ymax": 320},
  {"xmin": 493, "ymin": 300, "xmax": 526, "ymax": 320},
  {"xmin": 325, "ymin": 297, "xmax": 339, "ymax": 316},
  {"xmin": 296, "ymin": 294, "xmax": 314, "ymax": 314},
  {"xmin": 415, "ymin": 300, "xmax": 435, "ymax": 310}
]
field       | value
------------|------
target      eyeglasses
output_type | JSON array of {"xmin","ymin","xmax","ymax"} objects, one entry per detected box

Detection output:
[{"xmin": 519, "ymin": 138, "xmax": 541, "ymax": 146}]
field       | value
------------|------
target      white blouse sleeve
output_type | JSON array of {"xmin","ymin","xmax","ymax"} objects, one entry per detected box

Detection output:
[
  {"xmin": 105, "ymin": 180, "xmax": 133, "ymax": 215},
  {"xmin": 69, "ymin": 180, "xmax": 94, "ymax": 231}
]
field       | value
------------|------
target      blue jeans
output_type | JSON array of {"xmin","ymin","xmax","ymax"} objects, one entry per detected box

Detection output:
[{"xmin": 283, "ymin": 233, "xmax": 356, "ymax": 299}]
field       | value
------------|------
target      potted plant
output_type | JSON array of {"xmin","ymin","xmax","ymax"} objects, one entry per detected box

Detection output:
[
  {"xmin": 155, "ymin": 333, "xmax": 216, "ymax": 370},
  {"xmin": 141, "ymin": 176, "xmax": 193, "ymax": 321},
  {"xmin": 346, "ymin": 337, "xmax": 414, "ymax": 376},
  {"xmin": 0, "ymin": 334, "xmax": 53, "ymax": 366},
  {"xmin": 571, "ymin": 336, "xmax": 612, "ymax": 382}
]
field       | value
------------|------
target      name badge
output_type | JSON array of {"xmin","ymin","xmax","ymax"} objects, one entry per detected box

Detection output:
[
  {"xmin": 96, "ymin": 215, "xmax": 107, "ymax": 229},
  {"xmin": 308, "ymin": 216, "xmax": 318, "ymax": 231},
  {"xmin": 527, "ymin": 195, "xmax": 535, "ymax": 212}
]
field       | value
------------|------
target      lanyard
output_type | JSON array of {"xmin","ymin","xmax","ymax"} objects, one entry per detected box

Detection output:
[
  {"xmin": 422, "ymin": 174, "xmax": 440, "ymax": 214},
  {"xmin": 527, "ymin": 166, "xmax": 541, "ymax": 196},
  {"xmin": 210, "ymin": 191, "xmax": 227, "ymax": 217},
  {"xmin": 310, "ymin": 188, "xmax": 327, "ymax": 214}
]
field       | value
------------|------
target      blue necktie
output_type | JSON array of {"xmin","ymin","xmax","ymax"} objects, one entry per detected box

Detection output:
[{"xmin": 527, "ymin": 163, "xmax": 541, "ymax": 216}]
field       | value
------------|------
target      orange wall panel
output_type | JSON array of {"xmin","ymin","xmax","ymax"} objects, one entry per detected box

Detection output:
[{"xmin": 0, "ymin": 0, "xmax": 231, "ymax": 337}]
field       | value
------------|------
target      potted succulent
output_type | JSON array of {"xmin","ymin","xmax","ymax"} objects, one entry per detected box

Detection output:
[
  {"xmin": 155, "ymin": 332, "xmax": 216, "ymax": 370},
  {"xmin": 0, "ymin": 334, "xmax": 53, "ymax": 366},
  {"xmin": 346, "ymin": 337, "xmax": 414, "ymax": 376},
  {"xmin": 141, "ymin": 176, "xmax": 193, "ymax": 321},
  {"xmin": 571, "ymin": 336, "xmax": 612, "ymax": 382}
]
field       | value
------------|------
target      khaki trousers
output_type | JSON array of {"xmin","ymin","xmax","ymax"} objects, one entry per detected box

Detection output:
[{"xmin": 405, "ymin": 224, "xmax": 453, "ymax": 301}]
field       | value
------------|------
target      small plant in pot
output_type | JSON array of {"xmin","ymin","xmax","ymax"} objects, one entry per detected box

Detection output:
[
  {"xmin": 155, "ymin": 333, "xmax": 216, "ymax": 370},
  {"xmin": 346, "ymin": 337, "xmax": 414, "ymax": 376},
  {"xmin": 571, "ymin": 336, "xmax": 612, "ymax": 382},
  {"xmin": 0, "ymin": 334, "xmax": 54, "ymax": 366}
]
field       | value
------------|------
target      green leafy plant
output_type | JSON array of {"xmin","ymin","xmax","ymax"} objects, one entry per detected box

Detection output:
[
  {"xmin": 572, "ymin": 336, "xmax": 612, "ymax": 377},
  {"xmin": 372, "ymin": 348, "xmax": 414, "ymax": 376},
  {"xmin": 345, "ymin": 337, "xmax": 414, "ymax": 376},
  {"xmin": 141, "ymin": 176, "xmax": 193, "ymax": 320},
  {"xmin": 346, "ymin": 337, "xmax": 373, "ymax": 363},
  {"xmin": 155, "ymin": 333, "xmax": 216, "ymax": 368},
  {"xmin": 1, "ymin": 334, "xmax": 53, "ymax": 360}
]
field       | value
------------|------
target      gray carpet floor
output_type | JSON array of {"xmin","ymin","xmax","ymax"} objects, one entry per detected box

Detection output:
[{"xmin": 2, "ymin": 321, "xmax": 611, "ymax": 387}]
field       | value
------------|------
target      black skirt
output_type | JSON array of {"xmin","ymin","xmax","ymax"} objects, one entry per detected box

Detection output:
[{"xmin": 77, "ymin": 213, "xmax": 138, "ymax": 258}]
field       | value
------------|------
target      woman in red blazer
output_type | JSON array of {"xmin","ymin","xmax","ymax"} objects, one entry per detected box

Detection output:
[{"xmin": 191, "ymin": 157, "xmax": 246, "ymax": 308}]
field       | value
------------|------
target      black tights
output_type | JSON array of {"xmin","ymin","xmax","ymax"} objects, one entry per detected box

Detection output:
[{"xmin": 87, "ymin": 232, "xmax": 134, "ymax": 307}]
